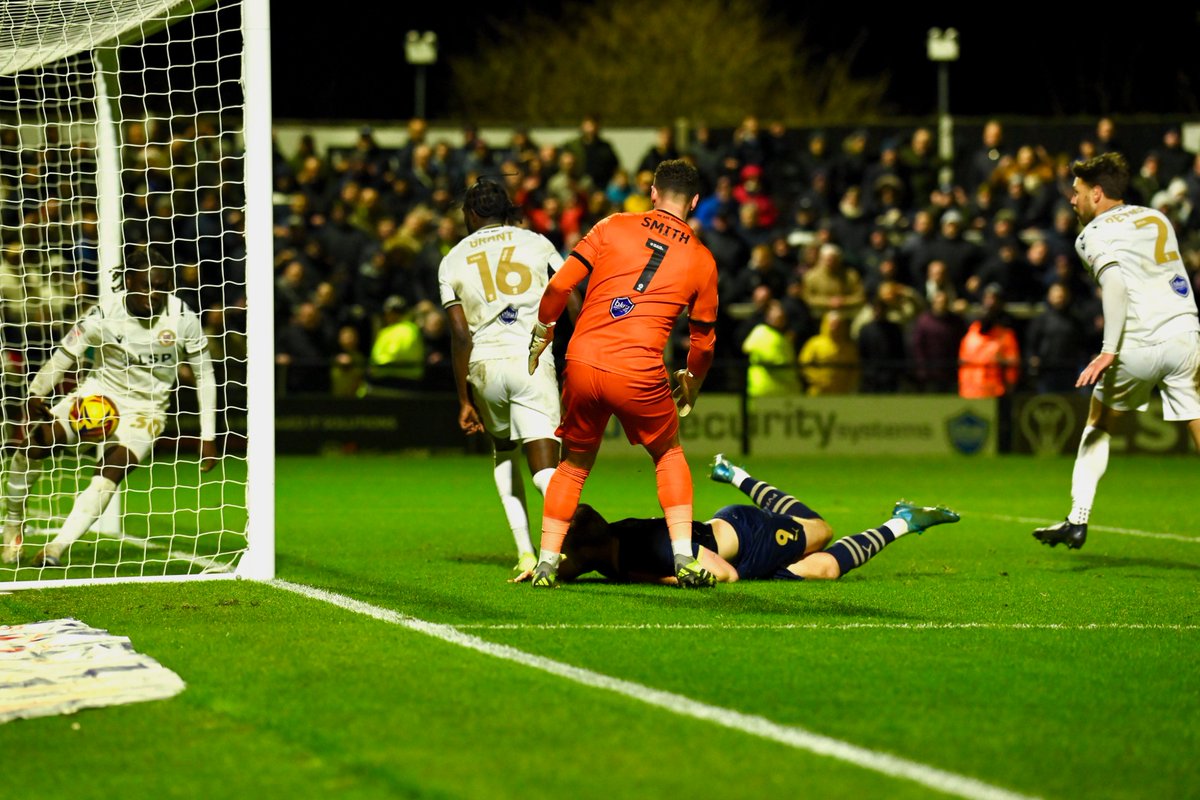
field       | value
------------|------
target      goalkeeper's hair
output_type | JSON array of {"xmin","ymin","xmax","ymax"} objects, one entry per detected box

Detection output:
[
  {"xmin": 1072, "ymin": 152, "xmax": 1129, "ymax": 201},
  {"xmin": 463, "ymin": 178, "xmax": 516, "ymax": 224},
  {"xmin": 652, "ymin": 159, "xmax": 700, "ymax": 200}
]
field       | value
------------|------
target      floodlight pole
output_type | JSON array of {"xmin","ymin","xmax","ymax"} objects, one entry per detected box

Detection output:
[
  {"xmin": 927, "ymin": 28, "xmax": 959, "ymax": 189},
  {"xmin": 405, "ymin": 30, "xmax": 438, "ymax": 120}
]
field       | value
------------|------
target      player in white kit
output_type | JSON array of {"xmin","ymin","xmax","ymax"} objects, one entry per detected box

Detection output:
[
  {"xmin": 439, "ymin": 179, "xmax": 567, "ymax": 574},
  {"xmin": 1034, "ymin": 152, "xmax": 1200, "ymax": 550},
  {"xmin": 0, "ymin": 249, "xmax": 218, "ymax": 566}
]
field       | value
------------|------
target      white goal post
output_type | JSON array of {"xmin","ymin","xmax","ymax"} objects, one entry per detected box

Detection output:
[{"xmin": 0, "ymin": 0, "xmax": 273, "ymax": 588}]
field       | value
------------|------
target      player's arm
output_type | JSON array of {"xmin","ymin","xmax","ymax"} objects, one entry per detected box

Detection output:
[
  {"xmin": 27, "ymin": 348, "xmax": 78, "ymax": 420},
  {"xmin": 528, "ymin": 254, "xmax": 590, "ymax": 373},
  {"xmin": 673, "ymin": 261, "xmax": 719, "ymax": 415},
  {"xmin": 445, "ymin": 303, "xmax": 483, "ymax": 435},
  {"xmin": 182, "ymin": 343, "xmax": 219, "ymax": 472},
  {"xmin": 27, "ymin": 309, "xmax": 99, "ymax": 420},
  {"xmin": 698, "ymin": 545, "xmax": 738, "ymax": 583},
  {"xmin": 627, "ymin": 546, "xmax": 736, "ymax": 584},
  {"xmin": 1076, "ymin": 263, "xmax": 1129, "ymax": 387}
]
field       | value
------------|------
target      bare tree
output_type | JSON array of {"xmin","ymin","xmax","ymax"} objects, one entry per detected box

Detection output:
[{"xmin": 450, "ymin": 0, "xmax": 889, "ymax": 125}]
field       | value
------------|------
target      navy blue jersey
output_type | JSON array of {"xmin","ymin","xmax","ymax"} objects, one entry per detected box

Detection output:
[
  {"xmin": 610, "ymin": 518, "xmax": 716, "ymax": 581},
  {"xmin": 711, "ymin": 505, "xmax": 812, "ymax": 580}
]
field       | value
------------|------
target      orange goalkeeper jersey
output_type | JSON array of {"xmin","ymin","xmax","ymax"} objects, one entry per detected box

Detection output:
[{"xmin": 558, "ymin": 209, "xmax": 718, "ymax": 379}]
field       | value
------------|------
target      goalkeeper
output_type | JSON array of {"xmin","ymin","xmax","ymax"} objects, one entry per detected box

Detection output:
[
  {"xmin": 514, "ymin": 455, "xmax": 960, "ymax": 584},
  {"xmin": 1, "ymin": 248, "xmax": 218, "ymax": 566},
  {"xmin": 525, "ymin": 159, "xmax": 719, "ymax": 589}
]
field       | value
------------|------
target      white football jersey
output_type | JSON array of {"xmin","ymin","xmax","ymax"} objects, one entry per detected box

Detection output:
[
  {"xmin": 60, "ymin": 293, "xmax": 208, "ymax": 408},
  {"xmin": 1075, "ymin": 204, "xmax": 1200, "ymax": 347},
  {"xmin": 438, "ymin": 225, "xmax": 564, "ymax": 361}
]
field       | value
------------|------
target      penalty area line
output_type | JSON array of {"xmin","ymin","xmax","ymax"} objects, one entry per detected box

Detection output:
[{"xmin": 269, "ymin": 578, "xmax": 1039, "ymax": 800}]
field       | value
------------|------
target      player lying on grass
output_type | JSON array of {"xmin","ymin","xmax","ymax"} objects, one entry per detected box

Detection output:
[{"xmin": 515, "ymin": 454, "xmax": 959, "ymax": 584}]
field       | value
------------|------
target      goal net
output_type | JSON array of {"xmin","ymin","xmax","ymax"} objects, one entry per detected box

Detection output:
[{"xmin": 0, "ymin": 0, "xmax": 273, "ymax": 588}]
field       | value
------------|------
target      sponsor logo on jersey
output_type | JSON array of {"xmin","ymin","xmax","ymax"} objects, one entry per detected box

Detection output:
[
  {"xmin": 157, "ymin": 329, "xmax": 177, "ymax": 347},
  {"xmin": 1170, "ymin": 275, "xmax": 1190, "ymax": 297},
  {"xmin": 499, "ymin": 305, "xmax": 518, "ymax": 325},
  {"xmin": 609, "ymin": 297, "xmax": 635, "ymax": 318}
]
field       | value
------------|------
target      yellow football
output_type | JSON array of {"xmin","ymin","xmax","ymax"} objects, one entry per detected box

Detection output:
[{"xmin": 69, "ymin": 394, "xmax": 119, "ymax": 440}]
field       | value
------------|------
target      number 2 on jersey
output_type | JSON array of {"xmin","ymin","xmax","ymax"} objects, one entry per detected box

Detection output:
[
  {"xmin": 1133, "ymin": 216, "xmax": 1180, "ymax": 265},
  {"xmin": 467, "ymin": 247, "xmax": 533, "ymax": 301}
]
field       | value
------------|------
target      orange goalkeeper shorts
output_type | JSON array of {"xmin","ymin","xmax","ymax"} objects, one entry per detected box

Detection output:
[{"xmin": 557, "ymin": 360, "xmax": 679, "ymax": 449}]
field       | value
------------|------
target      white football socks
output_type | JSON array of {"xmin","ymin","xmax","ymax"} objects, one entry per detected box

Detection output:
[
  {"xmin": 493, "ymin": 450, "xmax": 534, "ymax": 556},
  {"xmin": 729, "ymin": 464, "xmax": 750, "ymax": 486},
  {"xmin": 671, "ymin": 539, "xmax": 694, "ymax": 560},
  {"xmin": 531, "ymin": 467, "xmax": 554, "ymax": 497},
  {"xmin": 4, "ymin": 451, "xmax": 40, "ymax": 522},
  {"xmin": 46, "ymin": 475, "xmax": 118, "ymax": 557},
  {"xmin": 1068, "ymin": 426, "xmax": 1110, "ymax": 525}
]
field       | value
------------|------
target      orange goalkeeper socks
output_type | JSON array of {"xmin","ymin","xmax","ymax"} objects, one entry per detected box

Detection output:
[
  {"xmin": 538, "ymin": 461, "xmax": 590, "ymax": 555},
  {"xmin": 654, "ymin": 446, "xmax": 694, "ymax": 545}
]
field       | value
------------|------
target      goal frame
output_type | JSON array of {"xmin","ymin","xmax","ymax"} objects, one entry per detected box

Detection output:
[{"xmin": 0, "ymin": 0, "xmax": 274, "ymax": 589}]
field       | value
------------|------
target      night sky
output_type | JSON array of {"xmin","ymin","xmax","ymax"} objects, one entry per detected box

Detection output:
[{"xmin": 270, "ymin": 5, "xmax": 1200, "ymax": 122}]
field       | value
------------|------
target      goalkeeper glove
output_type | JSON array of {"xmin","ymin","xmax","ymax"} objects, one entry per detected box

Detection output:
[
  {"xmin": 528, "ymin": 320, "xmax": 556, "ymax": 374},
  {"xmin": 671, "ymin": 369, "xmax": 699, "ymax": 417}
]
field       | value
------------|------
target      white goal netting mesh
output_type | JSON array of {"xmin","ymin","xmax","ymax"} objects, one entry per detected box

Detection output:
[{"xmin": 0, "ymin": 0, "xmax": 252, "ymax": 585}]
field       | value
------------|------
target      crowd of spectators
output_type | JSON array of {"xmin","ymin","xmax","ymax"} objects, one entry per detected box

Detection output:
[
  {"xmin": 268, "ymin": 115, "xmax": 1200, "ymax": 399},
  {"xmin": 0, "ymin": 113, "xmax": 249, "ymax": 424}
]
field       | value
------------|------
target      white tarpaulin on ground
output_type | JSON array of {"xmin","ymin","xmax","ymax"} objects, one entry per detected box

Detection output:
[{"xmin": 0, "ymin": 618, "xmax": 185, "ymax": 723}]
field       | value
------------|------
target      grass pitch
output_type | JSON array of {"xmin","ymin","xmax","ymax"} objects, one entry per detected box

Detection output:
[{"xmin": 1, "ymin": 452, "xmax": 1197, "ymax": 799}]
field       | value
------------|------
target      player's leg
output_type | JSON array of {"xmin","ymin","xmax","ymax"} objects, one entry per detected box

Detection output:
[
  {"xmin": 513, "ymin": 355, "xmax": 562, "ymax": 499},
  {"xmin": 1188, "ymin": 419, "xmax": 1200, "ymax": 452},
  {"xmin": 1034, "ymin": 395, "xmax": 1121, "ymax": 550},
  {"xmin": 645, "ymin": 425, "xmax": 714, "ymax": 589},
  {"xmin": 3, "ymin": 401, "xmax": 70, "ymax": 563},
  {"xmin": 523, "ymin": 437, "xmax": 559, "ymax": 495},
  {"xmin": 34, "ymin": 398, "xmax": 157, "ymax": 567},
  {"xmin": 532, "ymin": 362, "xmax": 609, "ymax": 587},
  {"xmin": 491, "ymin": 437, "xmax": 537, "ymax": 573},
  {"xmin": 612, "ymin": 375, "xmax": 713, "ymax": 588},
  {"xmin": 533, "ymin": 443, "xmax": 597, "ymax": 587},
  {"xmin": 2, "ymin": 448, "xmax": 49, "ymax": 564},
  {"xmin": 1073, "ymin": 398, "xmax": 1119, "ymax": 522},
  {"xmin": 34, "ymin": 448, "xmax": 133, "ymax": 566},
  {"xmin": 498, "ymin": 437, "xmax": 559, "ymax": 576},
  {"xmin": 710, "ymin": 453, "xmax": 824, "ymax": 525},
  {"xmin": 794, "ymin": 501, "xmax": 960, "ymax": 580}
]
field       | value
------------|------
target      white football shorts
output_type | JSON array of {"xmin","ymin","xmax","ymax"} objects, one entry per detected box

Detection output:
[
  {"xmin": 50, "ymin": 379, "xmax": 166, "ymax": 461},
  {"xmin": 468, "ymin": 355, "xmax": 561, "ymax": 443},
  {"xmin": 1094, "ymin": 331, "xmax": 1200, "ymax": 421}
]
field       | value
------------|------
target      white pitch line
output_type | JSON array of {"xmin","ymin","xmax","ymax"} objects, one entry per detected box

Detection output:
[
  {"xmin": 968, "ymin": 512, "xmax": 1199, "ymax": 544},
  {"xmin": 269, "ymin": 578, "xmax": 1038, "ymax": 800},
  {"xmin": 453, "ymin": 622, "xmax": 1200, "ymax": 631}
]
